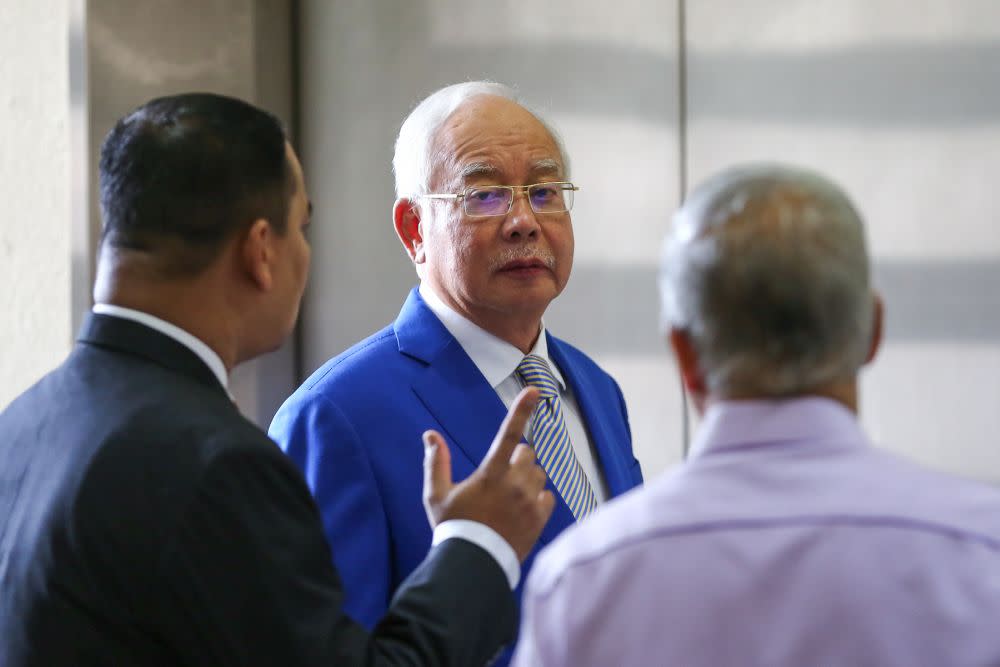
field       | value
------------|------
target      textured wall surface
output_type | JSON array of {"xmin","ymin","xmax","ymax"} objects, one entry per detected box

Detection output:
[{"xmin": 0, "ymin": 1, "xmax": 72, "ymax": 408}]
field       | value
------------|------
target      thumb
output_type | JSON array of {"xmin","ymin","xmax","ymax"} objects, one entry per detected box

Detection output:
[{"xmin": 422, "ymin": 430, "xmax": 453, "ymax": 506}]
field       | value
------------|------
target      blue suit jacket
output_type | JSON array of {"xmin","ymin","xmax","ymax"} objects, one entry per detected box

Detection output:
[{"xmin": 270, "ymin": 288, "xmax": 643, "ymax": 648}]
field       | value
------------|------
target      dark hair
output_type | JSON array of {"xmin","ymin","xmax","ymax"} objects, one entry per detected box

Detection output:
[{"xmin": 98, "ymin": 92, "xmax": 292, "ymax": 275}]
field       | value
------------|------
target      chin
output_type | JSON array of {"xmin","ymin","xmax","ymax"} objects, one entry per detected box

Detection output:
[
  {"xmin": 517, "ymin": 280, "xmax": 563, "ymax": 304},
  {"xmin": 496, "ymin": 291, "xmax": 557, "ymax": 317}
]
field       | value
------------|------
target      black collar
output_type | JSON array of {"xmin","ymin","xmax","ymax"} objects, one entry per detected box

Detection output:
[{"xmin": 77, "ymin": 313, "xmax": 227, "ymax": 395}]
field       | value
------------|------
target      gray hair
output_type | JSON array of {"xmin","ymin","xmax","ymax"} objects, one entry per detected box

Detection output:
[
  {"xmin": 392, "ymin": 81, "xmax": 569, "ymax": 198},
  {"xmin": 659, "ymin": 164, "xmax": 875, "ymax": 397}
]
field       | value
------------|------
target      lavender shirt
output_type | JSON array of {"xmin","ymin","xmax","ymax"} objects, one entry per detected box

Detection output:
[{"xmin": 513, "ymin": 398, "xmax": 1000, "ymax": 667}]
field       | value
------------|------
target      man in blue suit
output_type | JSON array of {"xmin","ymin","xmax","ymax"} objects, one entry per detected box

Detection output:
[{"xmin": 270, "ymin": 81, "xmax": 643, "ymax": 664}]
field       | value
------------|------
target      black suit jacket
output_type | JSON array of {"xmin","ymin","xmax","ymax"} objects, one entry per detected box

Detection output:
[{"xmin": 0, "ymin": 313, "xmax": 514, "ymax": 666}]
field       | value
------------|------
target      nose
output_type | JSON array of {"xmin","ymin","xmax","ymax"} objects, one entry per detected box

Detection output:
[{"xmin": 502, "ymin": 187, "xmax": 540, "ymax": 241}]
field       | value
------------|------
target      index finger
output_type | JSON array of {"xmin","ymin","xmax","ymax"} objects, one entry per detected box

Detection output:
[{"xmin": 480, "ymin": 386, "xmax": 540, "ymax": 478}]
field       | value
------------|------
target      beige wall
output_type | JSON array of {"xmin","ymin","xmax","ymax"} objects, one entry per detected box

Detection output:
[{"xmin": 0, "ymin": 1, "xmax": 72, "ymax": 408}]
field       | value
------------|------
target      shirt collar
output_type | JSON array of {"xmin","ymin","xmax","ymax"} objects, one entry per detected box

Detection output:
[
  {"xmin": 418, "ymin": 282, "xmax": 566, "ymax": 390},
  {"xmin": 688, "ymin": 396, "xmax": 868, "ymax": 460},
  {"xmin": 92, "ymin": 303, "xmax": 229, "ymax": 391}
]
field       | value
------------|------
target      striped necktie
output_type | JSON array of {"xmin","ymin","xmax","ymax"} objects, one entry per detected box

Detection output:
[{"xmin": 516, "ymin": 354, "xmax": 597, "ymax": 520}]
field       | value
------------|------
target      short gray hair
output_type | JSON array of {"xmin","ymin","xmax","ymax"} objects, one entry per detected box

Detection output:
[
  {"xmin": 392, "ymin": 81, "xmax": 569, "ymax": 198},
  {"xmin": 659, "ymin": 164, "xmax": 875, "ymax": 397}
]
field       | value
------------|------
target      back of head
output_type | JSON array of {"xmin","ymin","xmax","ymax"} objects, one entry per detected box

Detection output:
[
  {"xmin": 659, "ymin": 164, "xmax": 874, "ymax": 397},
  {"xmin": 98, "ymin": 93, "xmax": 291, "ymax": 277},
  {"xmin": 392, "ymin": 81, "xmax": 568, "ymax": 198}
]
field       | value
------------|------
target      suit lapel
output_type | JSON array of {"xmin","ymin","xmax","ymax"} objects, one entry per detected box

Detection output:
[
  {"xmin": 394, "ymin": 289, "xmax": 509, "ymax": 469},
  {"xmin": 548, "ymin": 333, "xmax": 634, "ymax": 497}
]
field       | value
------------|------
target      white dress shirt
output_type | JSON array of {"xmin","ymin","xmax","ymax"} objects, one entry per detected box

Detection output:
[
  {"xmin": 91, "ymin": 302, "xmax": 521, "ymax": 589},
  {"xmin": 419, "ymin": 283, "xmax": 609, "ymax": 502}
]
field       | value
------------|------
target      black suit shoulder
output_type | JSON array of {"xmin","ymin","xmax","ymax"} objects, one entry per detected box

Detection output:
[{"xmin": 2, "ymin": 323, "xmax": 516, "ymax": 666}]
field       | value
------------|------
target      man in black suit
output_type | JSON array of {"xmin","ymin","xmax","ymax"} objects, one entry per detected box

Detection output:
[{"xmin": 0, "ymin": 93, "xmax": 554, "ymax": 666}]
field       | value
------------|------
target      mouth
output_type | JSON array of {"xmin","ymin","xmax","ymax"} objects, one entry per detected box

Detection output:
[
  {"xmin": 500, "ymin": 258, "xmax": 548, "ymax": 271},
  {"xmin": 497, "ymin": 257, "xmax": 553, "ymax": 279}
]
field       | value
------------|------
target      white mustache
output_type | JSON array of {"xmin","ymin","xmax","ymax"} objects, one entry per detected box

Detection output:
[{"xmin": 489, "ymin": 247, "xmax": 556, "ymax": 272}]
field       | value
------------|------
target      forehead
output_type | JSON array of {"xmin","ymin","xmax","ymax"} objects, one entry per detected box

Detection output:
[
  {"xmin": 431, "ymin": 95, "xmax": 563, "ymax": 185},
  {"xmin": 283, "ymin": 141, "xmax": 312, "ymax": 221}
]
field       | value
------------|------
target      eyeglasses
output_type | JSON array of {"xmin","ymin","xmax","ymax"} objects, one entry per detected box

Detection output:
[{"xmin": 420, "ymin": 181, "xmax": 579, "ymax": 218}]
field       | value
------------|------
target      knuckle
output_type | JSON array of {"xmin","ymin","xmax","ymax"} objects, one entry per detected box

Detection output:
[{"xmin": 504, "ymin": 481, "xmax": 528, "ymax": 504}]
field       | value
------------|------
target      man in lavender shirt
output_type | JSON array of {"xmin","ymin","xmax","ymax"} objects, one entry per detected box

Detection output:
[{"xmin": 513, "ymin": 164, "xmax": 1000, "ymax": 667}]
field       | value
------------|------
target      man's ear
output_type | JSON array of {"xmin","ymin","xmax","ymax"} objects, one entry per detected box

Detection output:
[
  {"xmin": 393, "ymin": 197, "xmax": 425, "ymax": 264},
  {"xmin": 668, "ymin": 327, "xmax": 707, "ymax": 399},
  {"xmin": 864, "ymin": 291, "xmax": 884, "ymax": 366},
  {"xmin": 241, "ymin": 218, "xmax": 274, "ymax": 291}
]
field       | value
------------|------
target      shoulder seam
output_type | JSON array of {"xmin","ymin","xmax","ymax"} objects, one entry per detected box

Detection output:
[{"xmin": 306, "ymin": 329, "xmax": 396, "ymax": 387}]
